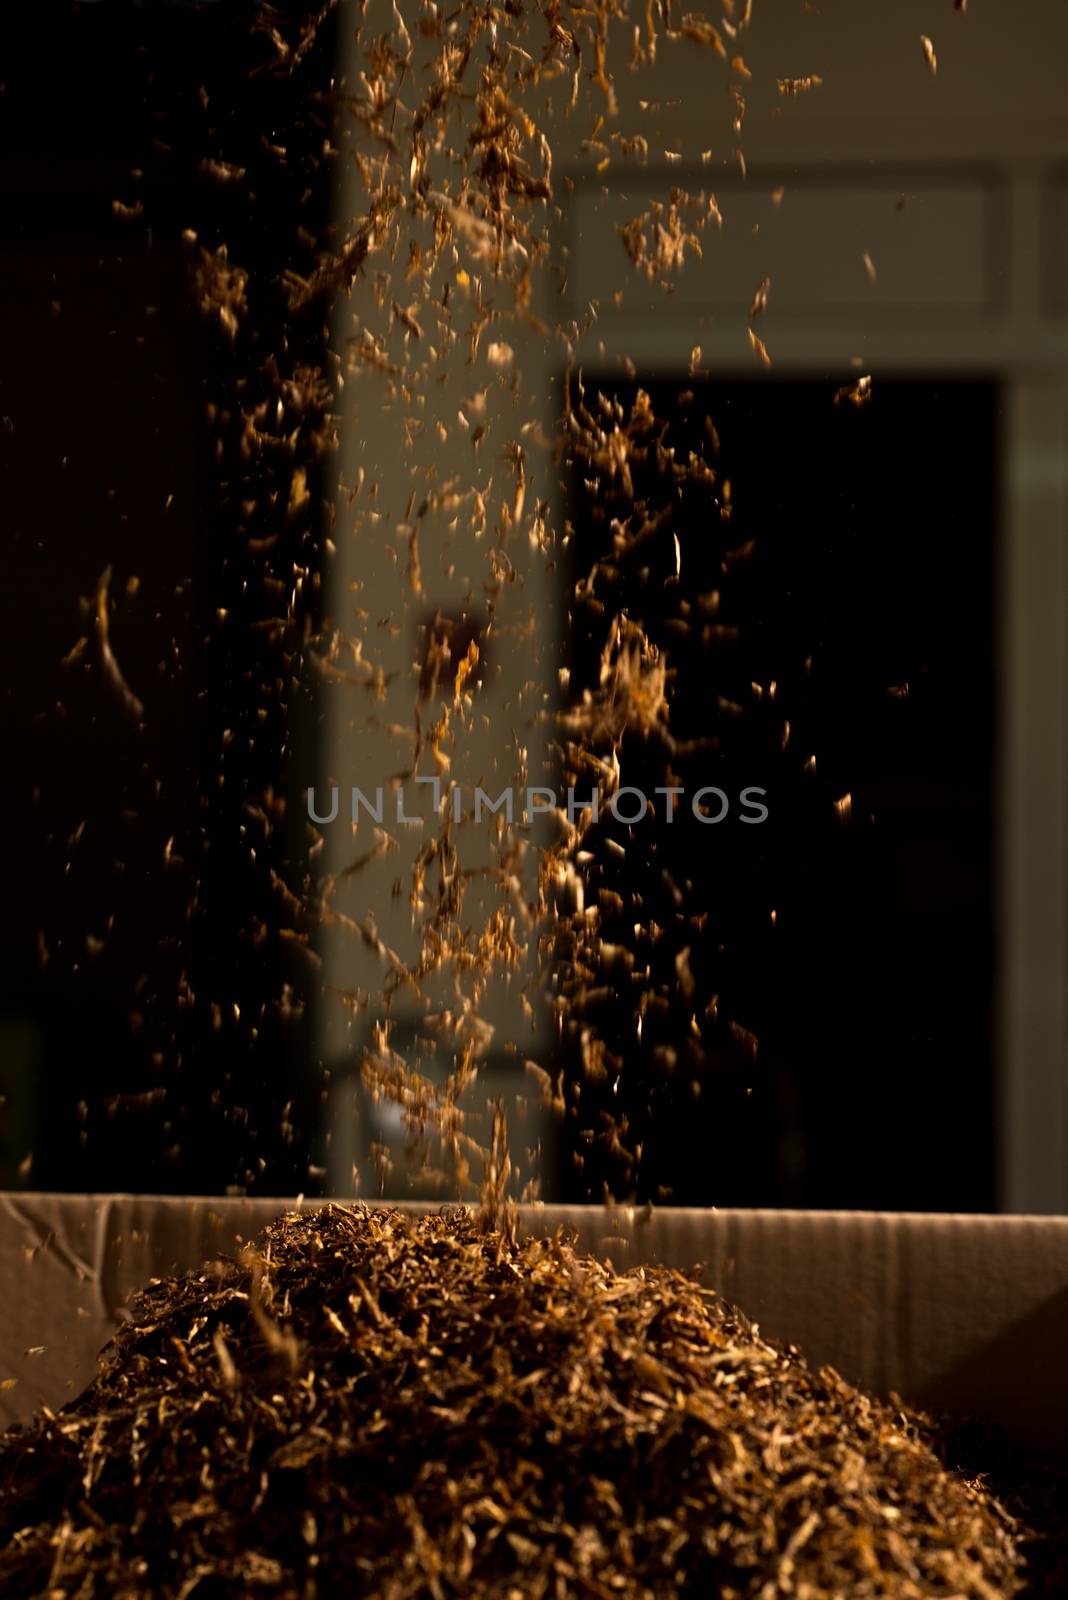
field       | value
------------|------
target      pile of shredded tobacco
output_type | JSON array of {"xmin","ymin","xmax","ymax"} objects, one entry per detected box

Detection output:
[{"xmin": 0, "ymin": 1204, "xmax": 1026, "ymax": 1599}]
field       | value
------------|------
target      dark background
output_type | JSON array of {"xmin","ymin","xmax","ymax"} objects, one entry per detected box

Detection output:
[
  {"xmin": 560, "ymin": 376, "xmax": 998, "ymax": 1210},
  {"xmin": 0, "ymin": 4, "xmax": 998, "ymax": 1209},
  {"xmin": 0, "ymin": 0, "xmax": 337, "ymax": 1196}
]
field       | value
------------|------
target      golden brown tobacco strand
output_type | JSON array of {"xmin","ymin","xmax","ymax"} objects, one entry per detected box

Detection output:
[{"xmin": 94, "ymin": 566, "xmax": 144, "ymax": 724}]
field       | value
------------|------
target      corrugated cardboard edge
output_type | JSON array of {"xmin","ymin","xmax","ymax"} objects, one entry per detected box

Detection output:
[{"xmin": 2, "ymin": 1194, "xmax": 1066, "ymax": 1456}]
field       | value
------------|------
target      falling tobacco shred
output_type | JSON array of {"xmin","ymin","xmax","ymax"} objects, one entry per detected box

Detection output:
[
  {"xmin": 0, "ymin": 1205, "xmax": 1032, "ymax": 1599},
  {"xmin": 617, "ymin": 190, "xmax": 716, "ymax": 280},
  {"xmin": 94, "ymin": 565, "xmax": 144, "ymax": 725},
  {"xmin": 834, "ymin": 373, "xmax": 873, "ymax": 409},
  {"xmin": 747, "ymin": 326, "xmax": 772, "ymax": 366}
]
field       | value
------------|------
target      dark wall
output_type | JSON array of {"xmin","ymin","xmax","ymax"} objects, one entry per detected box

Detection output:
[
  {"xmin": 0, "ymin": 1, "xmax": 336, "ymax": 1194},
  {"xmin": 562, "ymin": 375, "xmax": 998, "ymax": 1211}
]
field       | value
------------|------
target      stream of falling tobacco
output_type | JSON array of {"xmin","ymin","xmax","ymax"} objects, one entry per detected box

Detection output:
[
  {"xmin": 94, "ymin": 0, "xmax": 884, "ymax": 1220},
  {"xmin": 311, "ymin": 0, "xmax": 757, "ymax": 1231}
]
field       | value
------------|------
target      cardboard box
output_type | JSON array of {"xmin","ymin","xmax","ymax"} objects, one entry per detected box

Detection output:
[{"xmin": 3, "ymin": 1194, "xmax": 1067, "ymax": 1460}]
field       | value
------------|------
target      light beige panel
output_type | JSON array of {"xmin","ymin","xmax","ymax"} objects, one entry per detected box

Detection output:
[{"xmin": 564, "ymin": 171, "xmax": 998, "ymax": 319}]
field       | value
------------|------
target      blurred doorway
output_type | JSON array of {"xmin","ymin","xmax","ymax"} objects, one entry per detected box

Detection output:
[{"xmin": 561, "ymin": 375, "xmax": 998, "ymax": 1211}]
